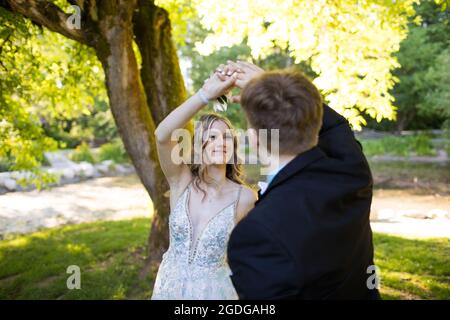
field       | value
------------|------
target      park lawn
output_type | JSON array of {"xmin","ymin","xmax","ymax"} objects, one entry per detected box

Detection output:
[
  {"xmin": 0, "ymin": 218, "xmax": 448, "ymax": 300},
  {"xmin": 0, "ymin": 218, "xmax": 153, "ymax": 300},
  {"xmin": 373, "ymin": 233, "xmax": 449, "ymax": 299}
]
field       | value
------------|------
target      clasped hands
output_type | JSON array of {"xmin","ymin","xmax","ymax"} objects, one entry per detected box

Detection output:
[{"xmin": 200, "ymin": 60, "xmax": 264, "ymax": 105}]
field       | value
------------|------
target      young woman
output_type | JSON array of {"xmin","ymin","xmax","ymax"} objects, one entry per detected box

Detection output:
[{"xmin": 151, "ymin": 69, "xmax": 258, "ymax": 300}]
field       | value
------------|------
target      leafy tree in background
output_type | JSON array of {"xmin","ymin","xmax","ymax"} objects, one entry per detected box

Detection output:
[
  {"xmin": 0, "ymin": 10, "xmax": 57, "ymax": 172},
  {"xmin": 179, "ymin": 20, "xmax": 311, "ymax": 129},
  {"xmin": 390, "ymin": 0, "xmax": 449, "ymax": 131},
  {"xmin": 42, "ymin": 97, "xmax": 118, "ymax": 149},
  {"xmin": 163, "ymin": 0, "xmax": 421, "ymax": 129},
  {"xmin": 0, "ymin": 7, "xmax": 109, "ymax": 168}
]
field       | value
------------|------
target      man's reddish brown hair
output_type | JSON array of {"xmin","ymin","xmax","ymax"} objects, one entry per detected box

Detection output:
[{"xmin": 241, "ymin": 69, "xmax": 323, "ymax": 154}]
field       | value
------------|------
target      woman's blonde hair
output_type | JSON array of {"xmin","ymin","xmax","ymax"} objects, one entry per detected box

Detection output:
[{"xmin": 188, "ymin": 113, "xmax": 245, "ymax": 199}]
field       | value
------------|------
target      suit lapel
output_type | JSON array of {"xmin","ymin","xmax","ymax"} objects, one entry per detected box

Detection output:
[{"xmin": 255, "ymin": 147, "xmax": 326, "ymax": 204}]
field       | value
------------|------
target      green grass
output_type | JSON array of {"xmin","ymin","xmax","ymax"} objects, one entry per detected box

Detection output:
[
  {"xmin": 0, "ymin": 219, "xmax": 448, "ymax": 300},
  {"xmin": 374, "ymin": 233, "xmax": 450, "ymax": 299},
  {"xmin": 368, "ymin": 160, "xmax": 450, "ymax": 193},
  {"xmin": 360, "ymin": 134, "xmax": 437, "ymax": 157},
  {"xmin": 0, "ymin": 218, "xmax": 153, "ymax": 300}
]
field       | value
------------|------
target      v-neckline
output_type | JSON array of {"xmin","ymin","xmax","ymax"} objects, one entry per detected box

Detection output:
[{"xmin": 184, "ymin": 183, "xmax": 238, "ymax": 263}]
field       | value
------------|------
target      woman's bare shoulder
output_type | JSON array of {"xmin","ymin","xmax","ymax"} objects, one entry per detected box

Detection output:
[{"xmin": 235, "ymin": 184, "xmax": 258, "ymax": 223}]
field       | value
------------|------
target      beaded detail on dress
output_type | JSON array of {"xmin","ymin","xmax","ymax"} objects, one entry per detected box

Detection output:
[{"xmin": 151, "ymin": 181, "xmax": 241, "ymax": 300}]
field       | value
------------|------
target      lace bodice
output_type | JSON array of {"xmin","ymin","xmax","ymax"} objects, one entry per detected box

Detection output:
[{"xmin": 151, "ymin": 181, "xmax": 241, "ymax": 299}]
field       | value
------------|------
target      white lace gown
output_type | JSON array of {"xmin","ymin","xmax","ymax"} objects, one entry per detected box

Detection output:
[{"xmin": 151, "ymin": 182, "xmax": 240, "ymax": 300}]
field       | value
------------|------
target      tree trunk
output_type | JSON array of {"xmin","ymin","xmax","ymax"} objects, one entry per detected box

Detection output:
[
  {"xmin": 132, "ymin": 0, "xmax": 189, "ymax": 274},
  {"xmin": 133, "ymin": 0, "xmax": 187, "ymax": 125},
  {"xmin": 97, "ymin": 1, "xmax": 180, "ymax": 275}
]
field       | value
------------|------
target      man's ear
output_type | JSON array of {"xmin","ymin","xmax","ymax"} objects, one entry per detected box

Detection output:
[{"xmin": 230, "ymin": 95, "xmax": 241, "ymax": 103}]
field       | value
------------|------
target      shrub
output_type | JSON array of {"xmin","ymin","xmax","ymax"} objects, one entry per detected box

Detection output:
[
  {"xmin": 69, "ymin": 142, "xmax": 96, "ymax": 164},
  {"xmin": 411, "ymin": 134, "xmax": 435, "ymax": 156},
  {"xmin": 98, "ymin": 140, "xmax": 129, "ymax": 164},
  {"xmin": 360, "ymin": 134, "xmax": 435, "ymax": 157}
]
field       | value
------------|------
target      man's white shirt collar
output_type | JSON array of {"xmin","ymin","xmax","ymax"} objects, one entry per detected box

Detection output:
[{"xmin": 257, "ymin": 163, "xmax": 287, "ymax": 195}]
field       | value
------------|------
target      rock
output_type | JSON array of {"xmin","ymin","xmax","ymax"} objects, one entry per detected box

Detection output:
[
  {"xmin": 108, "ymin": 163, "xmax": 118, "ymax": 173},
  {"xmin": 44, "ymin": 151, "xmax": 78, "ymax": 168},
  {"xmin": 69, "ymin": 163, "xmax": 83, "ymax": 176},
  {"xmin": 116, "ymin": 164, "xmax": 134, "ymax": 175},
  {"xmin": 3, "ymin": 178, "xmax": 17, "ymax": 191},
  {"xmin": 115, "ymin": 164, "xmax": 127, "ymax": 174},
  {"xmin": 101, "ymin": 160, "xmax": 117, "ymax": 173},
  {"xmin": 95, "ymin": 161, "xmax": 109, "ymax": 174},
  {"xmin": 95, "ymin": 164, "xmax": 110, "ymax": 174},
  {"xmin": 62, "ymin": 168, "xmax": 75, "ymax": 180},
  {"xmin": 10, "ymin": 171, "xmax": 34, "ymax": 181},
  {"xmin": 0, "ymin": 171, "xmax": 11, "ymax": 179},
  {"xmin": 46, "ymin": 168, "xmax": 61, "ymax": 176},
  {"xmin": 95, "ymin": 161, "xmax": 134, "ymax": 176},
  {"xmin": 92, "ymin": 170, "xmax": 102, "ymax": 178},
  {"xmin": 101, "ymin": 160, "xmax": 114, "ymax": 167},
  {"xmin": 9, "ymin": 171, "xmax": 21, "ymax": 180},
  {"xmin": 0, "ymin": 172, "xmax": 11, "ymax": 186},
  {"xmin": 78, "ymin": 162, "xmax": 96, "ymax": 178}
]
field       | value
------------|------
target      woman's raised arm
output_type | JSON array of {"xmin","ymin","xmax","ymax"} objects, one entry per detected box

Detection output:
[{"xmin": 154, "ymin": 72, "xmax": 237, "ymax": 188}]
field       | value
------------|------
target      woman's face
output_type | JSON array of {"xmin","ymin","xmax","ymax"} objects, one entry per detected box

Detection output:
[{"xmin": 202, "ymin": 120, "xmax": 234, "ymax": 165}]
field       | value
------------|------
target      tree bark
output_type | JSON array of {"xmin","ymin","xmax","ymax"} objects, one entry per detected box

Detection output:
[
  {"xmin": 3, "ymin": 0, "xmax": 95, "ymax": 45},
  {"xmin": 93, "ymin": 1, "xmax": 177, "ymax": 271},
  {"xmin": 133, "ymin": 0, "xmax": 187, "ymax": 125},
  {"xmin": 132, "ymin": 0, "xmax": 189, "ymax": 273}
]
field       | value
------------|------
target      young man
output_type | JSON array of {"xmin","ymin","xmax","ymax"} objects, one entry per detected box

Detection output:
[{"xmin": 226, "ymin": 67, "xmax": 380, "ymax": 299}]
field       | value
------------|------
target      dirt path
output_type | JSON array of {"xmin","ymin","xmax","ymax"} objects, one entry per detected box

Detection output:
[
  {"xmin": 0, "ymin": 175, "xmax": 151, "ymax": 239},
  {"xmin": 370, "ymin": 189, "xmax": 450, "ymax": 238},
  {"xmin": 0, "ymin": 174, "xmax": 448, "ymax": 239}
]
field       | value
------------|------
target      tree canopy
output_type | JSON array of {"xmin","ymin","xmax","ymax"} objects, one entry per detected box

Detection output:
[
  {"xmin": 159, "ymin": 0, "xmax": 443, "ymax": 129},
  {"xmin": 0, "ymin": 6, "xmax": 108, "ymax": 173},
  {"xmin": 391, "ymin": 0, "xmax": 449, "ymax": 130}
]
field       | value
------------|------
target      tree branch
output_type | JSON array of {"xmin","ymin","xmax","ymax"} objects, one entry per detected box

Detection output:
[{"xmin": 2, "ymin": 0, "xmax": 94, "ymax": 46}]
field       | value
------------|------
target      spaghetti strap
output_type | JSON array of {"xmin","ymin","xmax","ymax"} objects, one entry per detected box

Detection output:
[
  {"xmin": 233, "ymin": 185, "xmax": 243, "ymax": 218},
  {"xmin": 172, "ymin": 178, "xmax": 194, "ymax": 208},
  {"xmin": 236, "ymin": 185, "xmax": 243, "ymax": 203},
  {"xmin": 182, "ymin": 178, "xmax": 194, "ymax": 195}
]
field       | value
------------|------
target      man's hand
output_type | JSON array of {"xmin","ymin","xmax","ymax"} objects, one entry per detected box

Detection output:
[{"xmin": 215, "ymin": 60, "xmax": 264, "ymax": 103}]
